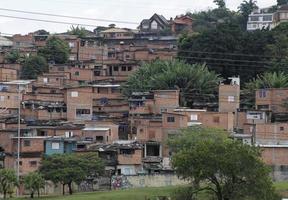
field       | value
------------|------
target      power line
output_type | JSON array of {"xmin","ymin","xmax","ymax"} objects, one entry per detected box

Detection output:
[
  {"xmin": 0, "ymin": 14, "xmax": 106, "ymax": 28},
  {"xmin": 0, "ymin": 8, "xmax": 139, "ymax": 25}
]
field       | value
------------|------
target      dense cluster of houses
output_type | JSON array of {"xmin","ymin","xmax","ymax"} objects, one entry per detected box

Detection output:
[{"xmin": 0, "ymin": 12, "xmax": 288, "ymax": 183}]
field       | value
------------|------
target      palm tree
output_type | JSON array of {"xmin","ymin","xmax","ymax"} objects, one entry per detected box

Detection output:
[
  {"xmin": 238, "ymin": 0, "xmax": 258, "ymax": 29},
  {"xmin": 122, "ymin": 60, "xmax": 222, "ymax": 107}
]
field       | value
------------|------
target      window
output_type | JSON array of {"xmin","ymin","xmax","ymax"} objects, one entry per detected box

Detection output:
[
  {"xmin": 257, "ymin": 105, "xmax": 269, "ymax": 110},
  {"xmin": 51, "ymin": 142, "xmax": 60, "ymax": 150},
  {"xmin": 280, "ymin": 127, "xmax": 284, "ymax": 131},
  {"xmin": 213, "ymin": 116, "xmax": 220, "ymax": 123},
  {"xmin": 190, "ymin": 114, "xmax": 198, "ymax": 121},
  {"xmin": 65, "ymin": 132, "xmax": 74, "ymax": 138},
  {"xmin": 29, "ymin": 161, "xmax": 37, "ymax": 167},
  {"xmin": 114, "ymin": 66, "xmax": 119, "ymax": 71},
  {"xmin": 121, "ymin": 66, "xmax": 127, "ymax": 71},
  {"xmin": 74, "ymin": 71, "xmax": 80, "ymax": 76},
  {"xmin": 167, "ymin": 116, "xmax": 175, "ymax": 123},
  {"xmin": 96, "ymin": 136, "xmax": 104, "ymax": 142},
  {"xmin": 259, "ymin": 90, "xmax": 266, "ymax": 98},
  {"xmin": 228, "ymin": 96, "xmax": 235, "ymax": 102},
  {"xmin": 19, "ymin": 161, "xmax": 22, "ymax": 166},
  {"xmin": 94, "ymin": 71, "xmax": 101, "ymax": 76},
  {"xmin": 71, "ymin": 91, "xmax": 78, "ymax": 97},
  {"xmin": 127, "ymin": 66, "xmax": 132, "ymax": 71},
  {"xmin": 24, "ymin": 140, "xmax": 31, "ymax": 147},
  {"xmin": 76, "ymin": 109, "xmax": 91, "ymax": 115},
  {"xmin": 43, "ymin": 77, "xmax": 48, "ymax": 83},
  {"xmin": 151, "ymin": 20, "xmax": 158, "ymax": 29},
  {"xmin": 250, "ymin": 16, "xmax": 259, "ymax": 21},
  {"xmin": 263, "ymin": 15, "xmax": 272, "ymax": 21},
  {"xmin": 69, "ymin": 42, "xmax": 75, "ymax": 48}
]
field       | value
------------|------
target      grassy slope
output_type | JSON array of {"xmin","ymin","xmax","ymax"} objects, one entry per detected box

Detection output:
[
  {"xmin": 17, "ymin": 182, "xmax": 288, "ymax": 200},
  {"xmin": 20, "ymin": 187, "xmax": 175, "ymax": 200}
]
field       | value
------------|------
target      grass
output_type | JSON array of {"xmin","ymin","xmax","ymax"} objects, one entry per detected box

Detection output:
[
  {"xmin": 15, "ymin": 182, "xmax": 288, "ymax": 200},
  {"xmin": 18, "ymin": 187, "xmax": 176, "ymax": 200}
]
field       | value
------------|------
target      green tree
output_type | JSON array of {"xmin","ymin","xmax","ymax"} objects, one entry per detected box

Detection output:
[
  {"xmin": 67, "ymin": 25, "xmax": 87, "ymax": 37},
  {"xmin": 122, "ymin": 60, "xmax": 221, "ymax": 107},
  {"xmin": 21, "ymin": 55, "xmax": 48, "ymax": 79},
  {"xmin": 278, "ymin": 0, "xmax": 288, "ymax": 5},
  {"xmin": 178, "ymin": 23, "xmax": 273, "ymax": 83},
  {"xmin": 168, "ymin": 127, "xmax": 281, "ymax": 200},
  {"xmin": 38, "ymin": 36, "xmax": 70, "ymax": 64},
  {"xmin": 40, "ymin": 153, "xmax": 104, "ymax": 195},
  {"xmin": 238, "ymin": 0, "xmax": 258, "ymax": 29},
  {"xmin": 4, "ymin": 50, "xmax": 20, "ymax": 64},
  {"xmin": 23, "ymin": 172, "xmax": 45, "ymax": 198},
  {"xmin": 0, "ymin": 169, "xmax": 18, "ymax": 199},
  {"xmin": 214, "ymin": 0, "xmax": 226, "ymax": 9}
]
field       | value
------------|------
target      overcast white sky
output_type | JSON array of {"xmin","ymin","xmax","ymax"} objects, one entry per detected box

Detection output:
[{"xmin": 0, "ymin": 0, "xmax": 277, "ymax": 35}]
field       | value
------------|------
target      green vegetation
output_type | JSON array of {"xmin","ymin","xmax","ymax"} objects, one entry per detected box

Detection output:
[
  {"xmin": 21, "ymin": 55, "xmax": 48, "ymax": 79},
  {"xmin": 4, "ymin": 50, "xmax": 21, "ymax": 64},
  {"xmin": 38, "ymin": 36, "xmax": 70, "ymax": 64},
  {"xmin": 179, "ymin": 1, "xmax": 288, "ymax": 85},
  {"xmin": 40, "ymin": 153, "xmax": 104, "ymax": 195},
  {"xmin": 168, "ymin": 127, "xmax": 280, "ymax": 200},
  {"xmin": 122, "ymin": 60, "xmax": 221, "ymax": 107},
  {"xmin": 23, "ymin": 172, "xmax": 45, "ymax": 198},
  {"xmin": 0, "ymin": 169, "xmax": 18, "ymax": 199},
  {"xmin": 67, "ymin": 26, "xmax": 87, "ymax": 38}
]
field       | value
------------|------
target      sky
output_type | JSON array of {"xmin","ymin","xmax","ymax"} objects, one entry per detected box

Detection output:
[{"xmin": 0, "ymin": 0, "xmax": 277, "ymax": 35}]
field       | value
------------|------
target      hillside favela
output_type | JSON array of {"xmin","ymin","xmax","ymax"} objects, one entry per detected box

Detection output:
[{"xmin": 2, "ymin": 0, "xmax": 288, "ymax": 199}]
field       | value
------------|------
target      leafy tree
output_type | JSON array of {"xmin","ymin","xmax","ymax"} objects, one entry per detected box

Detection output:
[
  {"xmin": 38, "ymin": 36, "xmax": 70, "ymax": 64},
  {"xmin": 168, "ymin": 127, "xmax": 281, "ymax": 200},
  {"xmin": 21, "ymin": 55, "xmax": 48, "ymax": 79},
  {"xmin": 178, "ymin": 23, "xmax": 273, "ymax": 83},
  {"xmin": 40, "ymin": 153, "xmax": 104, "ymax": 195},
  {"xmin": 214, "ymin": 0, "xmax": 226, "ymax": 9},
  {"xmin": 278, "ymin": 0, "xmax": 288, "ymax": 5},
  {"xmin": 122, "ymin": 60, "xmax": 222, "ymax": 107},
  {"xmin": 67, "ymin": 25, "xmax": 87, "ymax": 37},
  {"xmin": 4, "ymin": 50, "xmax": 20, "ymax": 64},
  {"xmin": 0, "ymin": 169, "xmax": 18, "ymax": 199},
  {"xmin": 238, "ymin": 0, "xmax": 258, "ymax": 29},
  {"xmin": 108, "ymin": 24, "xmax": 116, "ymax": 28},
  {"xmin": 243, "ymin": 72, "xmax": 288, "ymax": 108},
  {"xmin": 23, "ymin": 172, "xmax": 45, "ymax": 199}
]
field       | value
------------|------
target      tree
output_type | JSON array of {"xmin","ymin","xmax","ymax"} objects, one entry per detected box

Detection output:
[
  {"xmin": 40, "ymin": 153, "xmax": 104, "ymax": 195},
  {"xmin": 278, "ymin": 0, "xmax": 288, "ymax": 5},
  {"xmin": 38, "ymin": 36, "xmax": 70, "ymax": 64},
  {"xmin": 21, "ymin": 55, "xmax": 48, "ymax": 79},
  {"xmin": 214, "ymin": 0, "xmax": 226, "ymax": 9},
  {"xmin": 178, "ymin": 23, "xmax": 273, "ymax": 83},
  {"xmin": 168, "ymin": 127, "xmax": 281, "ymax": 200},
  {"xmin": 238, "ymin": 0, "xmax": 258, "ymax": 29},
  {"xmin": 67, "ymin": 25, "xmax": 87, "ymax": 37},
  {"xmin": 23, "ymin": 172, "xmax": 45, "ymax": 198},
  {"xmin": 4, "ymin": 50, "xmax": 20, "ymax": 64},
  {"xmin": 0, "ymin": 169, "xmax": 18, "ymax": 199},
  {"xmin": 122, "ymin": 60, "xmax": 222, "ymax": 107}
]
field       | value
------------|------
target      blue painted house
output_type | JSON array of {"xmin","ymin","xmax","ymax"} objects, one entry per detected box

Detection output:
[{"xmin": 44, "ymin": 137, "xmax": 77, "ymax": 155}]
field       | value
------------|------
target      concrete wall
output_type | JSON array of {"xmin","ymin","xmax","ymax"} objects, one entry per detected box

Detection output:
[{"xmin": 111, "ymin": 174, "xmax": 187, "ymax": 190}]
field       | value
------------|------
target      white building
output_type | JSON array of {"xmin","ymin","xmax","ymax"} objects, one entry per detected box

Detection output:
[{"xmin": 247, "ymin": 8, "xmax": 274, "ymax": 31}]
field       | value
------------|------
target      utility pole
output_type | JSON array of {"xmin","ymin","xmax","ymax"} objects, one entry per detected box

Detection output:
[{"xmin": 17, "ymin": 84, "xmax": 21, "ymax": 196}]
